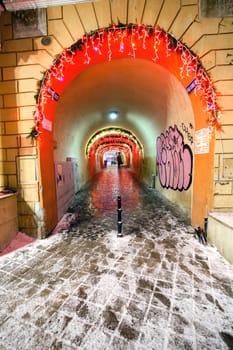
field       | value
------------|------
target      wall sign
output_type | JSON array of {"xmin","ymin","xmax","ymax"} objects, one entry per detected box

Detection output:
[
  {"xmin": 47, "ymin": 86, "xmax": 60, "ymax": 101},
  {"xmin": 42, "ymin": 117, "xmax": 52, "ymax": 131},
  {"xmin": 186, "ymin": 79, "xmax": 197, "ymax": 94},
  {"xmin": 12, "ymin": 8, "xmax": 47, "ymax": 39},
  {"xmin": 195, "ymin": 128, "xmax": 210, "ymax": 154},
  {"xmin": 200, "ymin": 0, "xmax": 233, "ymax": 18}
]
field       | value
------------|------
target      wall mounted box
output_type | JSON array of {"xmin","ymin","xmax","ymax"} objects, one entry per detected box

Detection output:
[{"xmin": 0, "ymin": 193, "xmax": 18, "ymax": 251}]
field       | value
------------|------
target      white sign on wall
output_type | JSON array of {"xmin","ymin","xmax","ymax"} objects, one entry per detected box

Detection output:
[
  {"xmin": 42, "ymin": 117, "xmax": 52, "ymax": 131},
  {"xmin": 195, "ymin": 128, "xmax": 210, "ymax": 154}
]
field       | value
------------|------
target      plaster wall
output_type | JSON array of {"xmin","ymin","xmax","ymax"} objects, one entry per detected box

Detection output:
[{"xmin": 208, "ymin": 213, "xmax": 233, "ymax": 264}]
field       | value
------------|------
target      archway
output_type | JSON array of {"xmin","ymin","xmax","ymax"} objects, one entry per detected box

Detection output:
[
  {"xmin": 33, "ymin": 24, "xmax": 221, "ymax": 233},
  {"xmin": 85, "ymin": 127, "xmax": 144, "ymax": 175}
]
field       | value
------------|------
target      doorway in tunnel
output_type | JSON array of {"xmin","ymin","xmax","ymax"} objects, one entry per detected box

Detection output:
[
  {"xmin": 102, "ymin": 151, "xmax": 120, "ymax": 168},
  {"xmin": 34, "ymin": 24, "xmax": 219, "ymax": 235}
]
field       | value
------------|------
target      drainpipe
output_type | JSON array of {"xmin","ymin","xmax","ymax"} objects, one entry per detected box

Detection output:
[{"xmin": 203, "ymin": 217, "xmax": 208, "ymax": 244}]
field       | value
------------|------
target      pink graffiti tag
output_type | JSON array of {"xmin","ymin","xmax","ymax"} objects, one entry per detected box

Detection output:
[{"xmin": 156, "ymin": 125, "xmax": 193, "ymax": 191}]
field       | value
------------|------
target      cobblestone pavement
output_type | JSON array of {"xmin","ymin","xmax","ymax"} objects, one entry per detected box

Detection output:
[{"xmin": 0, "ymin": 168, "xmax": 233, "ymax": 350}]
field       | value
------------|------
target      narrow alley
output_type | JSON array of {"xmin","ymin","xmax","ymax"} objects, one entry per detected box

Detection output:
[{"xmin": 0, "ymin": 168, "xmax": 233, "ymax": 350}]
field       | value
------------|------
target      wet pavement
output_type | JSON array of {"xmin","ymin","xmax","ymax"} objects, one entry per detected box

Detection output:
[{"xmin": 0, "ymin": 168, "xmax": 233, "ymax": 350}]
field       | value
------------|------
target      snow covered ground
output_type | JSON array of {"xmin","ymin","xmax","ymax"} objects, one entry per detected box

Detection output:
[{"xmin": 0, "ymin": 169, "xmax": 232, "ymax": 349}]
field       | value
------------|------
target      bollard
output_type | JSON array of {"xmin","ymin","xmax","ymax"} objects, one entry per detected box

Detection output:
[
  {"xmin": 152, "ymin": 173, "xmax": 155, "ymax": 189},
  {"xmin": 117, "ymin": 195, "xmax": 123, "ymax": 237}
]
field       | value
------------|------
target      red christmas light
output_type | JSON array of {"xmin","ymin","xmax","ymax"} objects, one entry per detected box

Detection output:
[{"xmin": 33, "ymin": 24, "xmax": 221, "ymax": 137}]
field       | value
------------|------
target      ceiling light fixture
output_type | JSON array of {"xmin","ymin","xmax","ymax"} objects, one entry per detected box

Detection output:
[{"xmin": 109, "ymin": 111, "xmax": 118, "ymax": 120}]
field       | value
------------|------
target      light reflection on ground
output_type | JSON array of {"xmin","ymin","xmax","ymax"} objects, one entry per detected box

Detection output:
[
  {"xmin": 0, "ymin": 168, "xmax": 233, "ymax": 349},
  {"xmin": 89, "ymin": 168, "xmax": 140, "ymax": 214}
]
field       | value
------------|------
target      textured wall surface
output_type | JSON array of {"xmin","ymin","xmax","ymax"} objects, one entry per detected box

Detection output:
[{"xmin": 0, "ymin": 0, "xmax": 233, "ymax": 234}]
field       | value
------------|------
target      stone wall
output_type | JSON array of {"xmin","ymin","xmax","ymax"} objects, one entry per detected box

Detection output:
[{"xmin": 0, "ymin": 0, "xmax": 233, "ymax": 235}]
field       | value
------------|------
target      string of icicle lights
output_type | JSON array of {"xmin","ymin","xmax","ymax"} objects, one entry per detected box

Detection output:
[{"xmin": 32, "ymin": 24, "xmax": 221, "ymax": 138}]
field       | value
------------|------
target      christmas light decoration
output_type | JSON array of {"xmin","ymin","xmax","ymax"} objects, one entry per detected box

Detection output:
[
  {"xmin": 30, "ymin": 24, "xmax": 221, "ymax": 140},
  {"xmin": 85, "ymin": 127, "xmax": 143, "ymax": 157}
]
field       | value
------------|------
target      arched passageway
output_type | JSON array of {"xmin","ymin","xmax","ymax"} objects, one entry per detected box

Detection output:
[
  {"xmin": 34, "ymin": 25, "xmax": 219, "ymax": 234},
  {"xmin": 85, "ymin": 127, "xmax": 144, "ymax": 175}
]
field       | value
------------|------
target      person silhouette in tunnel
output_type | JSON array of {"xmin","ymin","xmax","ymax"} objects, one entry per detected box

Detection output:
[{"xmin": 117, "ymin": 152, "xmax": 123, "ymax": 169}]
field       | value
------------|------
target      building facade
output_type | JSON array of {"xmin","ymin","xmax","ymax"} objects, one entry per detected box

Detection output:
[{"xmin": 0, "ymin": 0, "xmax": 233, "ymax": 259}]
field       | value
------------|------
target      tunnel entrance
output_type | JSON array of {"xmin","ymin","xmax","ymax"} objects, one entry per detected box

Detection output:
[
  {"xmin": 85, "ymin": 127, "xmax": 143, "ymax": 176},
  {"xmin": 34, "ymin": 24, "xmax": 219, "ymax": 235}
]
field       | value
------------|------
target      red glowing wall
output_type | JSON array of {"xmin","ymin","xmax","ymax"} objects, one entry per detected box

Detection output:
[{"xmin": 35, "ymin": 25, "xmax": 218, "ymax": 231}]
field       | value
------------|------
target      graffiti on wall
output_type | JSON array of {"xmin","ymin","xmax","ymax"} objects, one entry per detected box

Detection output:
[
  {"xmin": 181, "ymin": 122, "xmax": 193, "ymax": 144},
  {"xmin": 156, "ymin": 125, "xmax": 193, "ymax": 191}
]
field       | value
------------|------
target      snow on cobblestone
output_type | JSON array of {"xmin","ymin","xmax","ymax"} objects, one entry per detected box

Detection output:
[{"xmin": 0, "ymin": 169, "xmax": 233, "ymax": 349}]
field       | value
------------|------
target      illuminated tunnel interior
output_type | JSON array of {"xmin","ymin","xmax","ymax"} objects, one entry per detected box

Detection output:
[
  {"xmin": 85, "ymin": 127, "xmax": 143, "ymax": 175},
  {"xmin": 54, "ymin": 58, "xmax": 193, "ymax": 186},
  {"xmin": 32, "ymin": 25, "xmax": 216, "ymax": 233}
]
